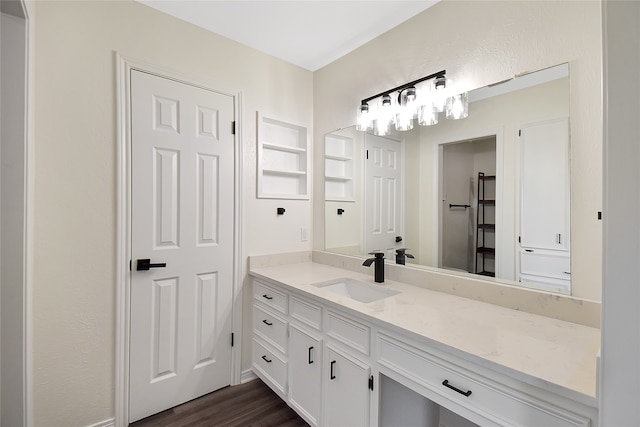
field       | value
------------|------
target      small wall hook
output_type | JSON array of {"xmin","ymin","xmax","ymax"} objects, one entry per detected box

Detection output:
[{"xmin": 277, "ymin": 208, "xmax": 285, "ymax": 215}]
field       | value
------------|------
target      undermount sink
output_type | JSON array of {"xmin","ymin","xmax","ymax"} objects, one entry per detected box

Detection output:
[{"xmin": 312, "ymin": 278, "xmax": 400, "ymax": 303}]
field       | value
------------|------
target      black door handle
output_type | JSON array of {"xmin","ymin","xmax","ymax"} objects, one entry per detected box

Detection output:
[
  {"xmin": 136, "ymin": 259, "xmax": 167, "ymax": 271},
  {"xmin": 330, "ymin": 360, "xmax": 336, "ymax": 379}
]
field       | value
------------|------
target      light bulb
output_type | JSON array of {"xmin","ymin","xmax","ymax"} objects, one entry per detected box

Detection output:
[
  {"xmin": 432, "ymin": 77, "xmax": 450, "ymax": 112},
  {"xmin": 446, "ymin": 92, "xmax": 469, "ymax": 120},
  {"xmin": 418, "ymin": 104, "xmax": 438, "ymax": 126},
  {"xmin": 395, "ymin": 89, "xmax": 416, "ymax": 131},
  {"xmin": 356, "ymin": 103, "xmax": 372, "ymax": 131}
]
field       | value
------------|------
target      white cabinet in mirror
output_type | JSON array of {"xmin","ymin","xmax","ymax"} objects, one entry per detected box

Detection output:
[{"xmin": 324, "ymin": 63, "xmax": 573, "ymax": 294}]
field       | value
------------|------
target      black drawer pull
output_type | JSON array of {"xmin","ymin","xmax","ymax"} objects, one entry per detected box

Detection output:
[
  {"xmin": 308, "ymin": 346, "xmax": 314, "ymax": 364},
  {"xmin": 262, "ymin": 294, "xmax": 273, "ymax": 300},
  {"xmin": 442, "ymin": 379, "xmax": 472, "ymax": 397},
  {"xmin": 262, "ymin": 319, "xmax": 273, "ymax": 326},
  {"xmin": 330, "ymin": 360, "xmax": 336, "ymax": 379},
  {"xmin": 261, "ymin": 355, "xmax": 272, "ymax": 363}
]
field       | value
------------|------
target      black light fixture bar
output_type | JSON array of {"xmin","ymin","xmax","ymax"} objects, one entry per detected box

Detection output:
[{"xmin": 360, "ymin": 69, "xmax": 446, "ymax": 105}]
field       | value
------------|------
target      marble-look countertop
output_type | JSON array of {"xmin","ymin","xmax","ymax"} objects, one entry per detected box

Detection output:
[{"xmin": 250, "ymin": 261, "xmax": 600, "ymax": 407}]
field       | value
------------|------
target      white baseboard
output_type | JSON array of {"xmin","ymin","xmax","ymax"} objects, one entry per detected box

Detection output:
[
  {"xmin": 87, "ymin": 418, "xmax": 115, "ymax": 427},
  {"xmin": 240, "ymin": 368, "xmax": 258, "ymax": 383}
]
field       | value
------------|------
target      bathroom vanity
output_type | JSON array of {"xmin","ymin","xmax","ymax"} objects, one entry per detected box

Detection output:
[{"xmin": 249, "ymin": 254, "xmax": 599, "ymax": 427}]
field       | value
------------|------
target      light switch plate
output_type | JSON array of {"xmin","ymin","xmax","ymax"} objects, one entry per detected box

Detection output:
[{"xmin": 301, "ymin": 227, "xmax": 309, "ymax": 242}]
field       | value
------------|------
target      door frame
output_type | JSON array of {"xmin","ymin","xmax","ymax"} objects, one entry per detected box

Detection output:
[
  {"xmin": 115, "ymin": 54, "xmax": 244, "ymax": 426},
  {"xmin": 434, "ymin": 128, "xmax": 504, "ymax": 276}
]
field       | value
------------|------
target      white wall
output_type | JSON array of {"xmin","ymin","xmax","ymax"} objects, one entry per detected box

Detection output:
[
  {"xmin": 31, "ymin": 1, "xmax": 312, "ymax": 425},
  {"xmin": 313, "ymin": 0, "xmax": 601, "ymax": 301}
]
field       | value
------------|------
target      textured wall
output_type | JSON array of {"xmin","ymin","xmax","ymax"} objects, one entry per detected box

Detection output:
[
  {"xmin": 313, "ymin": 0, "xmax": 602, "ymax": 301},
  {"xmin": 32, "ymin": 1, "xmax": 312, "ymax": 425}
]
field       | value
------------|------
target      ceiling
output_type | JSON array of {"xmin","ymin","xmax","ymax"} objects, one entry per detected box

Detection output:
[{"xmin": 136, "ymin": 1, "xmax": 439, "ymax": 71}]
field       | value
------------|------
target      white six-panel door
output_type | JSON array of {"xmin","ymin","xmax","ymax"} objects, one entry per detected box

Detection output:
[
  {"xmin": 364, "ymin": 134, "xmax": 404, "ymax": 259},
  {"xmin": 129, "ymin": 70, "xmax": 235, "ymax": 422}
]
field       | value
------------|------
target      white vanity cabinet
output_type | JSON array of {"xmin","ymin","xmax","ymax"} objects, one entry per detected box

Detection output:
[
  {"xmin": 288, "ymin": 324, "xmax": 322, "ymax": 425},
  {"xmin": 251, "ymin": 277, "xmax": 597, "ymax": 427},
  {"xmin": 376, "ymin": 332, "xmax": 593, "ymax": 427},
  {"xmin": 324, "ymin": 344, "xmax": 371, "ymax": 427},
  {"xmin": 287, "ymin": 293, "xmax": 324, "ymax": 426},
  {"xmin": 252, "ymin": 279, "xmax": 373, "ymax": 427},
  {"xmin": 251, "ymin": 281, "xmax": 289, "ymax": 399}
]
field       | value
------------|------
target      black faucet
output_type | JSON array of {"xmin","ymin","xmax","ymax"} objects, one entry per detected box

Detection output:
[
  {"xmin": 395, "ymin": 248, "xmax": 415, "ymax": 265},
  {"xmin": 363, "ymin": 252, "xmax": 385, "ymax": 283}
]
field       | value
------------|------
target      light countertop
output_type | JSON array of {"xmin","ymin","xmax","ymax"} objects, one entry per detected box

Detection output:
[{"xmin": 250, "ymin": 261, "xmax": 600, "ymax": 407}]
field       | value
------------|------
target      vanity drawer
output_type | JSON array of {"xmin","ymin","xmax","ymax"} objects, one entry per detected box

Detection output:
[
  {"xmin": 326, "ymin": 310, "xmax": 370, "ymax": 355},
  {"xmin": 290, "ymin": 296, "xmax": 322, "ymax": 330},
  {"xmin": 253, "ymin": 280, "xmax": 288, "ymax": 314},
  {"xmin": 377, "ymin": 334, "xmax": 589, "ymax": 427},
  {"xmin": 252, "ymin": 338, "xmax": 287, "ymax": 396},
  {"xmin": 253, "ymin": 304, "xmax": 288, "ymax": 354}
]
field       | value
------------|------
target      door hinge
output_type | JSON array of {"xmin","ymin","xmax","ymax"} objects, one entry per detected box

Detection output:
[
  {"xmin": 368, "ymin": 375, "xmax": 374, "ymax": 391},
  {"xmin": 129, "ymin": 259, "xmax": 132, "ymax": 271},
  {"xmin": 232, "ymin": 121, "xmax": 236, "ymax": 135},
  {"xmin": 366, "ymin": 149, "xmax": 369, "ymax": 160},
  {"xmin": 231, "ymin": 332, "xmax": 235, "ymax": 347},
  {"xmin": 518, "ymin": 129, "xmax": 522, "ymax": 137}
]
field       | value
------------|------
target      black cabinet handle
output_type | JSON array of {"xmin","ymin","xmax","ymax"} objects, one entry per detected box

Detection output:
[
  {"xmin": 261, "ymin": 355, "xmax": 272, "ymax": 363},
  {"xmin": 262, "ymin": 319, "xmax": 273, "ymax": 326},
  {"xmin": 330, "ymin": 360, "xmax": 336, "ymax": 379},
  {"xmin": 308, "ymin": 346, "xmax": 314, "ymax": 364},
  {"xmin": 442, "ymin": 379, "xmax": 472, "ymax": 397},
  {"xmin": 262, "ymin": 294, "xmax": 273, "ymax": 300},
  {"xmin": 136, "ymin": 259, "xmax": 167, "ymax": 271}
]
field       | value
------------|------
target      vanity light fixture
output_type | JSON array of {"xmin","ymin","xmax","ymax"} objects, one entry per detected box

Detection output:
[{"xmin": 356, "ymin": 70, "xmax": 469, "ymax": 134}]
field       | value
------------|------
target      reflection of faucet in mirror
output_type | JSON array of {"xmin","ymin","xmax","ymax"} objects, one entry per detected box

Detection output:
[
  {"xmin": 395, "ymin": 248, "xmax": 415, "ymax": 265},
  {"xmin": 325, "ymin": 63, "xmax": 573, "ymax": 295},
  {"xmin": 363, "ymin": 252, "xmax": 385, "ymax": 283}
]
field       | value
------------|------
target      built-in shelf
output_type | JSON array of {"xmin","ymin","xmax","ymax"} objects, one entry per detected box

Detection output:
[
  {"xmin": 476, "ymin": 246, "xmax": 495, "ymax": 255},
  {"xmin": 263, "ymin": 169, "xmax": 307, "ymax": 177},
  {"xmin": 257, "ymin": 113, "xmax": 309, "ymax": 200},
  {"xmin": 478, "ymin": 224, "xmax": 496, "ymax": 230},
  {"xmin": 262, "ymin": 142, "xmax": 307, "ymax": 154},
  {"xmin": 325, "ymin": 154, "xmax": 352, "ymax": 161},
  {"xmin": 325, "ymin": 133, "xmax": 355, "ymax": 201},
  {"xmin": 325, "ymin": 175, "xmax": 353, "ymax": 182}
]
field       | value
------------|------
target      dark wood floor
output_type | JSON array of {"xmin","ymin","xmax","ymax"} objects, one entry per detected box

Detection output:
[{"xmin": 130, "ymin": 379, "xmax": 309, "ymax": 427}]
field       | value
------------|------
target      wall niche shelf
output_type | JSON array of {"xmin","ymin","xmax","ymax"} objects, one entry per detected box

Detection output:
[
  {"xmin": 325, "ymin": 133, "xmax": 355, "ymax": 201},
  {"xmin": 257, "ymin": 113, "xmax": 310, "ymax": 200}
]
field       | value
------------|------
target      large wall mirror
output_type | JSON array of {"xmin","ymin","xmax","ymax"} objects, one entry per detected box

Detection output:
[{"xmin": 324, "ymin": 64, "xmax": 571, "ymax": 294}]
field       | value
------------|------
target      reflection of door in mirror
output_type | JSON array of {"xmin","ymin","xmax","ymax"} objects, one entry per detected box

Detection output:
[
  {"xmin": 519, "ymin": 118, "xmax": 570, "ymax": 294},
  {"xmin": 364, "ymin": 134, "xmax": 403, "ymax": 259},
  {"xmin": 440, "ymin": 137, "xmax": 496, "ymax": 275}
]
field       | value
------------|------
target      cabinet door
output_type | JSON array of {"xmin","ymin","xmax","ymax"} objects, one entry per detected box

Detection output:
[
  {"xmin": 520, "ymin": 118, "xmax": 570, "ymax": 250},
  {"xmin": 324, "ymin": 345, "xmax": 371, "ymax": 427},
  {"xmin": 289, "ymin": 324, "xmax": 322, "ymax": 426}
]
